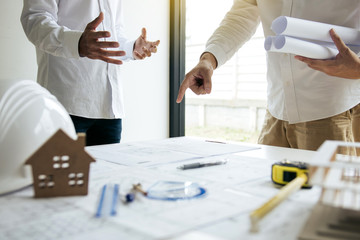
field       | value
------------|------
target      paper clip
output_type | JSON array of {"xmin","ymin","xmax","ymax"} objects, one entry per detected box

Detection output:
[{"xmin": 95, "ymin": 183, "xmax": 119, "ymax": 218}]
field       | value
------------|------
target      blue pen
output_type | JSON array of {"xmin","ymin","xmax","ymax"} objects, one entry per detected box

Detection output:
[
  {"xmin": 110, "ymin": 184, "xmax": 119, "ymax": 216},
  {"xmin": 95, "ymin": 184, "xmax": 107, "ymax": 218}
]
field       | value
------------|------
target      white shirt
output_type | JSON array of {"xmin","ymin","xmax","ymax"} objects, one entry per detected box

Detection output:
[
  {"xmin": 21, "ymin": 0, "xmax": 135, "ymax": 119},
  {"xmin": 205, "ymin": 0, "xmax": 360, "ymax": 124}
]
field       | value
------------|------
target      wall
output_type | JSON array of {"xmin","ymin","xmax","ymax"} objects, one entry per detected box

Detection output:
[
  {"xmin": 122, "ymin": 0, "xmax": 169, "ymax": 142},
  {"xmin": 0, "ymin": 0, "xmax": 169, "ymax": 143},
  {"xmin": 0, "ymin": 1, "xmax": 37, "ymax": 81}
]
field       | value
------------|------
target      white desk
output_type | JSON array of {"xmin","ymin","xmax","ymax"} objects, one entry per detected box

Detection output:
[{"xmin": 0, "ymin": 137, "xmax": 320, "ymax": 240}]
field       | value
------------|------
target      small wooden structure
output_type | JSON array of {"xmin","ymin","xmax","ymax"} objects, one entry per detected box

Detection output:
[
  {"xmin": 299, "ymin": 141, "xmax": 360, "ymax": 240},
  {"xmin": 25, "ymin": 129, "xmax": 95, "ymax": 198}
]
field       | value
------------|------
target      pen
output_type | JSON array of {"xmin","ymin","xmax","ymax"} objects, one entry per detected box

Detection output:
[
  {"xmin": 177, "ymin": 159, "xmax": 227, "ymax": 170},
  {"xmin": 95, "ymin": 184, "xmax": 107, "ymax": 218},
  {"xmin": 205, "ymin": 140, "xmax": 226, "ymax": 144},
  {"xmin": 110, "ymin": 184, "xmax": 119, "ymax": 216}
]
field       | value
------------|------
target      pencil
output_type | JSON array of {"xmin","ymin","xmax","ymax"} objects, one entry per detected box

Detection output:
[{"xmin": 249, "ymin": 173, "xmax": 308, "ymax": 232}]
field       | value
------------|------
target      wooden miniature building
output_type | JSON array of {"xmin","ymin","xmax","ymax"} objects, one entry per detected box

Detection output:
[
  {"xmin": 309, "ymin": 140, "xmax": 360, "ymax": 210},
  {"xmin": 298, "ymin": 140, "xmax": 360, "ymax": 239},
  {"xmin": 25, "ymin": 129, "xmax": 95, "ymax": 198}
]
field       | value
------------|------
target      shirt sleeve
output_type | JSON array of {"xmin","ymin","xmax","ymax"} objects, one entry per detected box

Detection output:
[
  {"xmin": 20, "ymin": 0, "xmax": 83, "ymax": 59},
  {"xmin": 114, "ymin": 0, "xmax": 135, "ymax": 61},
  {"xmin": 205, "ymin": 0, "xmax": 260, "ymax": 67}
]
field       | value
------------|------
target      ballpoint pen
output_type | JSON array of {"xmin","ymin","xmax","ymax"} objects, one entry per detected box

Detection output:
[{"xmin": 177, "ymin": 159, "xmax": 227, "ymax": 170}]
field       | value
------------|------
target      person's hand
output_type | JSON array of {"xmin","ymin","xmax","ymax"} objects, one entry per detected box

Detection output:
[
  {"xmin": 78, "ymin": 12, "xmax": 125, "ymax": 65},
  {"xmin": 295, "ymin": 29, "xmax": 360, "ymax": 79},
  {"xmin": 176, "ymin": 52, "xmax": 217, "ymax": 103},
  {"xmin": 133, "ymin": 28, "xmax": 160, "ymax": 60}
]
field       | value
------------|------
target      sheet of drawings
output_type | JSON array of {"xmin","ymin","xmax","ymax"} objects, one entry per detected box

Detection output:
[
  {"xmin": 85, "ymin": 137, "xmax": 259, "ymax": 167},
  {"xmin": 0, "ymin": 138, "xmax": 321, "ymax": 240}
]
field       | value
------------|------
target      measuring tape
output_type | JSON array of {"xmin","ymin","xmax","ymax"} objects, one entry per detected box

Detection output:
[{"xmin": 271, "ymin": 159, "xmax": 311, "ymax": 188}]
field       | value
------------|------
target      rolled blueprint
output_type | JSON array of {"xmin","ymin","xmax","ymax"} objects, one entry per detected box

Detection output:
[
  {"xmin": 264, "ymin": 36, "xmax": 276, "ymax": 51},
  {"xmin": 265, "ymin": 35, "xmax": 338, "ymax": 59},
  {"xmin": 271, "ymin": 16, "xmax": 360, "ymax": 45}
]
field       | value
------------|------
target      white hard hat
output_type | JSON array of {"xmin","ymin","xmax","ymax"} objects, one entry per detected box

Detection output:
[{"xmin": 0, "ymin": 79, "xmax": 77, "ymax": 195}]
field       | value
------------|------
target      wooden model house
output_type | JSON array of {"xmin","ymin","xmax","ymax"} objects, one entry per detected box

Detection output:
[{"xmin": 25, "ymin": 129, "xmax": 95, "ymax": 198}]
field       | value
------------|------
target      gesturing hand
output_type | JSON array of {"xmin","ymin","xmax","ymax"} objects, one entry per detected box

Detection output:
[
  {"xmin": 133, "ymin": 28, "xmax": 160, "ymax": 60},
  {"xmin": 176, "ymin": 52, "xmax": 217, "ymax": 103},
  {"xmin": 295, "ymin": 29, "xmax": 360, "ymax": 79},
  {"xmin": 78, "ymin": 12, "xmax": 125, "ymax": 65}
]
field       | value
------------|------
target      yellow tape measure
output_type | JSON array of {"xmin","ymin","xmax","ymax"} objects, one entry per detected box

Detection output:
[{"xmin": 271, "ymin": 159, "xmax": 311, "ymax": 188}]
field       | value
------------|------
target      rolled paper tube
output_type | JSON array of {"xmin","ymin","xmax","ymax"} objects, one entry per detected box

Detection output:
[
  {"xmin": 271, "ymin": 16, "xmax": 360, "ymax": 46},
  {"xmin": 266, "ymin": 35, "xmax": 339, "ymax": 59},
  {"xmin": 264, "ymin": 36, "xmax": 276, "ymax": 51}
]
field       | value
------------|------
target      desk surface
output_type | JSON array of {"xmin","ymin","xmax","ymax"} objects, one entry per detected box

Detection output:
[{"xmin": 0, "ymin": 137, "xmax": 320, "ymax": 240}]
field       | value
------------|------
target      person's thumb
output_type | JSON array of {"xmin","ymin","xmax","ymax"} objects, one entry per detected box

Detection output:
[
  {"xmin": 86, "ymin": 12, "xmax": 104, "ymax": 31},
  {"xmin": 203, "ymin": 74, "xmax": 212, "ymax": 94}
]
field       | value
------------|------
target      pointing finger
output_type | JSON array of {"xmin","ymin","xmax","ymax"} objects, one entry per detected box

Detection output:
[
  {"xmin": 176, "ymin": 76, "xmax": 191, "ymax": 103},
  {"xmin": 176, "ymin": 84, "xmax": 187, "ymax": 103}
]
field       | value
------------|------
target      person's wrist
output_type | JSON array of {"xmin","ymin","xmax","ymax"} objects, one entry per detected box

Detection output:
[
  {"xmin": 78, "ymin": 35, "xmax": 85, "ymax": 57},
  {"xmin": 200, "ymin": 52, "xmax": 218, "ymax": 69},
  {"xmin": 356, "ymin": 58, "xmax": 360, "ymax": 79}
]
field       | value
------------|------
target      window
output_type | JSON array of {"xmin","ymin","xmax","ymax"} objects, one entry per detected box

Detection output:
[
  {"xmin": 53, "ymin": 155, "xmax": 70, "ymax": 169},
  {"xmin": 68, "ymin": 172, "xmax": 85, "ymax": 187},
  {"xmin": 37, "ymin": 174, "xmax": 54, "ymax": 188},
  {"xmin": 184, "ymin": 0, "xmax": 267, "ymax": 143}
]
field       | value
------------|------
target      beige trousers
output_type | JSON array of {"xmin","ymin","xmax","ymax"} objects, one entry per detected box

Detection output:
[{"xmin": 258, "ymin": 104, "xmax": 360, "ymax": 155}]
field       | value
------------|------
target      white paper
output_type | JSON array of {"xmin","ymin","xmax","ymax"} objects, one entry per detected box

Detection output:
[
  {"xmin": 266, "ymin": 35, "xmax": 338, "ymax": 59},
  {"xmin": 86, "ymin": 137, "xmax": 259, "ymax": 167},
  {"xmin": 265, "ymin": 16, "xmax": 360, "ymax": 59},
  {"xmin": 264, "ymin": 36, "xmax": 276, "ymax": 51},
  {"xmin": 272, "ymin": 16, "xmax": 360, "ymax": 45},
  {"xmin": 0, "ymin": 138, "xmax": 320, "ymax": 240}
]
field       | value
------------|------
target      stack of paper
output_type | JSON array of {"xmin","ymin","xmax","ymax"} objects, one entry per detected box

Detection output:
[{"xmin": 264, "ymin": 16, "xmax": 360, "ymax": 59}]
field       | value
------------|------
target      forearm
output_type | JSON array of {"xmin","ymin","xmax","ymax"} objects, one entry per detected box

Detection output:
[
  {"xmin": 205, "ymin": 0, "xmax": 260, "ymax": 68},
  {"xmin": 20, "ymin": 0, "xmax": 82, "ymax": 58}
]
